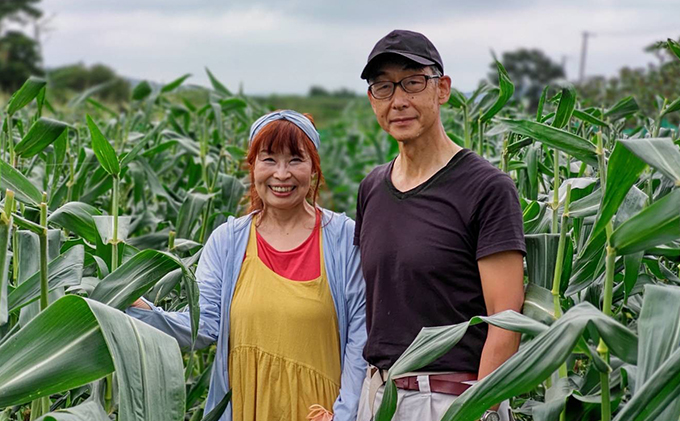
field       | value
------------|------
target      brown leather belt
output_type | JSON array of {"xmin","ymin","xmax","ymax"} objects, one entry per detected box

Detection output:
[{"xmin": 369, "ymin": 367, "xmax": 476, "ymax": 396}]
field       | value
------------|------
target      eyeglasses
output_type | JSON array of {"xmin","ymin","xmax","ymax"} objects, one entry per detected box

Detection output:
[{"xmin": 368, "ymin": 74, "xmax": 441, "ymax": 100}]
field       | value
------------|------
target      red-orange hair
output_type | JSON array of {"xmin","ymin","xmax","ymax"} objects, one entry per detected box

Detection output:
[{"xmin": 246, "ymin": 114, "xmax": 323, "ymax": 214}]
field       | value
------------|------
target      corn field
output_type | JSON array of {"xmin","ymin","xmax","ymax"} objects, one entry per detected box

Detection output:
[{"xmin": 0, "ymin": 39, "xmax": 679, "ymax": 421}]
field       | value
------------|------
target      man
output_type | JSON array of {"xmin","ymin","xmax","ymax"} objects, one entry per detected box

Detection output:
[{"xmin": 354, "ymin": 30, "xmax": 526, "ymax": 421}]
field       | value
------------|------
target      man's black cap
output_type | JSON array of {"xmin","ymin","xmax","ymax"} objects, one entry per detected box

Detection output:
[{"xmin": 360, "ymin": 29, "xmax": 443, "ymax": 80}]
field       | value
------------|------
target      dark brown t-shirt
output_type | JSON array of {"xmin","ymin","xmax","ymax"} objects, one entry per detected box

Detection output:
[{"xmin": 354, "ymin": 149, "xmax": 526, "ymax": 372}]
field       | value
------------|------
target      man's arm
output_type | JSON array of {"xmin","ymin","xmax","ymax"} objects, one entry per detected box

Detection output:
[{"xmin": 477, "ymin": 250, "xmax": 524, "ymax": 405}]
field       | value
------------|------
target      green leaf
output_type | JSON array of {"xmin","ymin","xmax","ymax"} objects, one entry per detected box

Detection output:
[
  {"xmin": 200, "ymin": 390, "xmax": 232, "ymax": 421},
  {"xmin": 161, "ymin": 73, "xmax": 192, "ymax": 93},
  {"xmin": 7, "ymin": 245, "xmax": 84, "ymax": 313},
  {"xmin": 610, "ymin": 189, "xmax": 680, "ymax": 255},
  {"xmin": 661, "ymin": 96, "xmax": 680, "ymax": 118},
  {"xmin": 589, "ymin": 141, "xmax": 648, "ymax": 242},
  {"xmin": 205, "ymin": 68, "xmax": 231, "ymax": 97},
  {"xmin": 14, "ymin": 118, "xmax": 68, "ymax": 159},
  {"xmin": 623, "ymin": 252, "xmax": 644, "ymax": 298},
  {"xmin": 613, "ymin": 285, "xmax": 680, "ymax": 421},
  {"xmin": 480, "ymin": 61, "xmax": 514, "ymax": 123},
  {"xmin": 132, "ymin": 81, "xmax": 153, "ymax": 101},
  {"xmin": 0, "ymin": 213, "xmax": 11, "ymax": 326},
  {"xmin": 447, "ymin": 87, "xmax": 467, "ymax": 109},
  {"xmin": 0, "ymin": 159, "xmax": 43, "ymax": 206},
  {"xmin": 552, "ymin": 83, "xmax": 576, "ymax": 129},
  {"xmin": 573, "ymin": 109, "xmax": 609, "ymax": 127},
  {"xmin": 525, "ymin": 234, "xmax": 561, "ymax": 289},
  {"xmin": 522, "ymin": 283, "xmax": 556, "ymax": 325},
  {"xmin": 439, "ymin": 304, "xmax": 637, "ymax": 421},
  {"xmin": 0, "ymin": 295, "xmax": 186, "ymax": 421},
  {"xmin": 36, "ymin": 401, "xmax": 109, "ymax": 421},
  {"xmin": 176, "ymin": 191, "xmax": 214, "ymax": 239},
  {"xmin": 667, "ymin": 38, "xmax": 680, "ymax": 61},
  {"xmin": 92, "ymin": 215, "xmax": 132, "ymax": 244},
  {"xmin": 499, "ymin": 119, "xmax": 599, "ymax": 167},
  {"xmin": 89, "ymin": 249, "xmax": 182, "ymax": 311},
  {"xmin": 86, "ymin": 115, "xmax": 120, "ymax": 176},
  {"xmin": 619, "ymin": 138, "xmax": 680, "ymax": 183},
  {"xmin": 6, "ymin": 77, "xmax": 47, "ymax": 115},
  {"xmin": 48, "ymin": 202, "xmax": 102, "ymax": 244},
  {"xmin": 605, "ymin": 96, "xmax": 639, "ymax": 121},
  {"xmin": 68, "ymin": 82, "xmax": 113, "ymax": 109}
]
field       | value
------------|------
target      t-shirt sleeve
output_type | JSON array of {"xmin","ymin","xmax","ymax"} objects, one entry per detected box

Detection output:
[
  {"xmin": 474, "ymin": 173, "xmax": 526, "ymax": 260},
  {"xmin": 354, "ymin": 181, "xmax": 364, "ymax": 246}
]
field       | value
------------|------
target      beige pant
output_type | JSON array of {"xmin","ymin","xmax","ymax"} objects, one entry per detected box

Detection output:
[{"xmin": 356, "ymin": 373, "xmax": 514, "ymax": 421}]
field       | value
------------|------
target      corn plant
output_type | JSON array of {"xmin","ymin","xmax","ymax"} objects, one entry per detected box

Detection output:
[{"xmin": 0, "ymin": 39, "xmax": 678, "ymax": 421}]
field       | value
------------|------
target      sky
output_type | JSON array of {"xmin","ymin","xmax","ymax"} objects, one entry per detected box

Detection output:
[{"xmin": 30, "ymin": 0, "xmax": 680, "ymax": 96}]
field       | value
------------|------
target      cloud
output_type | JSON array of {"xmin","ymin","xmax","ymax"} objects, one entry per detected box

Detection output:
[{"xmin": 38, "ymin": 0, "xmax": 680, "ymax": 95}]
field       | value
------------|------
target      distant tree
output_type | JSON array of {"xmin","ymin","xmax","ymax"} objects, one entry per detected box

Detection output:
[
  {"xmin": 309, "ymin": 85, "xmax": 330, "ymax": 97},
  {"xmin": 490, "ymin": 48, "xmax": 565, "ymax": 111},
  {"xmin": 48, "ymin": 63, "xmax": 131, "ymax": 102},
  {"xmin": 332, "ymin": 87, "xmax": 357, "ymax": 98},
  {"xmin": 0, "ymin": 0, "xmax": 41, "ymax": 33},
  {"xmin": 0, "ymin": 30, "xmax": 42, "ymax": 91},
  {"xmin": 578, "ymin": 39, "xmax": 680, "ymax": 124},
  {"xmin": 0, "ymin": 0, "xmax": 43, "ymax": 91}
]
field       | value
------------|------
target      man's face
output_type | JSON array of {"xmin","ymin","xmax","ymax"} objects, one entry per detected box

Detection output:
[{"xmin": 367, "ymin": 63, "xmax": 451, "ymax": 144}]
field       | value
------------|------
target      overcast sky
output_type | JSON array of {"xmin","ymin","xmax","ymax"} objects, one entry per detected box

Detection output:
[{"xmin": 34, "ymin": 0, "xmax": 680, "ymax": 96}]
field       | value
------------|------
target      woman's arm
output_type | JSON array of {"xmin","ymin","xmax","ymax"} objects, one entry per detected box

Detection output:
[
  {"xmin": 126, "ymin": 224, "xmax": 228, "ymax": 350},
  {"xmin": 332, "ymin": 234, "xmax": 368, "ymax": 421}
]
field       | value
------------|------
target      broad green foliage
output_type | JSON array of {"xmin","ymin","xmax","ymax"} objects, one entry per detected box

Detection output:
[{"xmin": 1, "ymin": 40, "xmax": 680, "ymax": 421}]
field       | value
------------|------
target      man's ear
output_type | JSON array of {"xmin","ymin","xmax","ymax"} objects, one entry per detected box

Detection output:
[
  {"xmin": 437, "ymin": 75, "xmax": 452, "ymax": 105},
  {"xmin": 367, "ymin": 89, "xmax": 379, "ymax": 113}
]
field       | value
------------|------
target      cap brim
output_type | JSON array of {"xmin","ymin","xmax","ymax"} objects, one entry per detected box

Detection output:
[{"xmin": 360, "ymin": 52, "xmax": 436, "ymax": 80}]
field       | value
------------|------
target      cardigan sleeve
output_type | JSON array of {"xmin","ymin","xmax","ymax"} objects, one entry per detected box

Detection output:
[
  {"xmin": 126, "ymin": 223, "xmax": 228, "ymax": 350},
  {"xmin": 332, "ymin": 218, "xmax": 368, "ymax": 421}
]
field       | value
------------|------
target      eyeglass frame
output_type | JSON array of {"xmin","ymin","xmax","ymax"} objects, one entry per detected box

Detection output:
[{"xmin": 368, "ymin": 74, "xmax": 442, "ymax": 100}]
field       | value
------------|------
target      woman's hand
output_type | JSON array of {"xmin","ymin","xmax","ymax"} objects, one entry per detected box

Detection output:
[{"xmin": 130, "ymin": 298, "xmax": 152, "ymax": 310}]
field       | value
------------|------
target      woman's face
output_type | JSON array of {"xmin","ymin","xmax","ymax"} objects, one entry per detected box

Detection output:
[{"xmin": 253, "ymin": 144, "xmax": 313, "ymax": 211}]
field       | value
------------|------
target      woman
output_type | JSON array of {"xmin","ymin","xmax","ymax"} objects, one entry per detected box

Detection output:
[{"xmin": 128, "ymin": 110, "xmax": 366, "ymax": 421}]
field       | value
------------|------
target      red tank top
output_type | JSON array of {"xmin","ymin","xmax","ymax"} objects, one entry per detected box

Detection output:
[{"xmin": 255, "ymin": 212, "xmax": 321, "ymax": 281}]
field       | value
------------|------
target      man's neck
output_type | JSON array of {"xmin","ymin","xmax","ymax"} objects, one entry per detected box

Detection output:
[{"xmin": 391, "ymin": 124, "xmax": 462, "ymax": 191}]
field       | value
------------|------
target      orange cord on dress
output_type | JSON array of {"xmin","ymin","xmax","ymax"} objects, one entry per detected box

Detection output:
[{"xmin": 306, "ymin": 404, "xmax": 333, "ymax": 421}]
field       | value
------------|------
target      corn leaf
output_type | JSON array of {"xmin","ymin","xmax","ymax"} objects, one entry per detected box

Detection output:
[
  {"xmin": 0, "ymin": 295, "xmax": 185, "ymax": 421},
  {"xmin": 0, "ymin": 213, "xmax": 11, "ymax": 326},
  {"xmin": 161, "ymin": 74, "xmax": 192, "ymax": 94},
  {"xmin": 14, "ymin": 118, "xmax": 68, "ymax": 159},
  {"xmin": 610, "ymin": 189, "xmax": 680, "ymax": 255},
  {"xmin": 613, "ymin": 285, "xmax": 680, "ymax": 421},
  {"xmin": 605, "ymin": 96, "xmax": 639, "ymax": 121},
  {"xmin": 439, "ymin": 304, "xmax": 637, "ymax": 421},
  {"xmin": 48, "ymin": 202, "xmax": 102, "ymax": 244},
  {"xmin": 661, "ymin": 96, "xmax": 680, "ymax": 118},
  {"xmin": 500, "ymin": 119, "xmax": 599, "ymax": 166},
  {"xmin": 590, "ymin": 141, "xmax": 648, "ymax": 243},
  {"xmin": 552, "ymin": 83, "xmax": 576, "ymax": 129},
  {"xmin": 36, "ymin": 401, "xmax": 109, "ymax": 421},
  {"xmin": 132, "ymin": 81, "xmax": 152, "ymax": 101},
  {"xmin": 0, "ymin": 160, "xmax": 42, "ymax": 206},
  {"xmin": 6, "ymin": 77, "xmax": 47, "ymax": 115},
  {"xmin": 619, "ymin": 138, "xmax": 680, "ymax": 183},
  {"xmin": 7, "ymin": 245, "xmax": 84, "ymax": 313},
  {"xmin": 205, "ymin": 67, "xmax": 231, "ymax": 97},
  {"xmin": 668, "ymin": 38, "xmax": 680, "ymax": 61},
  {"xmin": 89, "ymin": 249, "xmax": 181, "ymax": 311},
  {"xmin": 481, "ymin": 61, "xmax": 514, "ymax": 123},
  {"xmin": 86, "ymin": 115, "xmax": 120, "ymax": 176}
]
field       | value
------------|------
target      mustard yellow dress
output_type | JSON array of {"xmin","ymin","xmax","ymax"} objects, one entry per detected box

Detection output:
[{"xmin": 228, "ymin": 222, "xmax": 342, "ymax": 421}]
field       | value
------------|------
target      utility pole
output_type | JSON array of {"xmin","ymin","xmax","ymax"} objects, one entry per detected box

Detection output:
[{"xmin": 578, "ymin": 31, "xmax": 592, "ymax": 83}]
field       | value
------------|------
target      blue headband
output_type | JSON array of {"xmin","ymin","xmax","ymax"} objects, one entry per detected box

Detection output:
[{"xmin": 248, "ymin": 110, "xmax": 320, "ymax": 150}]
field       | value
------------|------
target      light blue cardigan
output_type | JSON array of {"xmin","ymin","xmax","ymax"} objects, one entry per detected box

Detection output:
[{"xmin": 127, "ymin": 209, "xmax": 367, "ymax": 421}]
